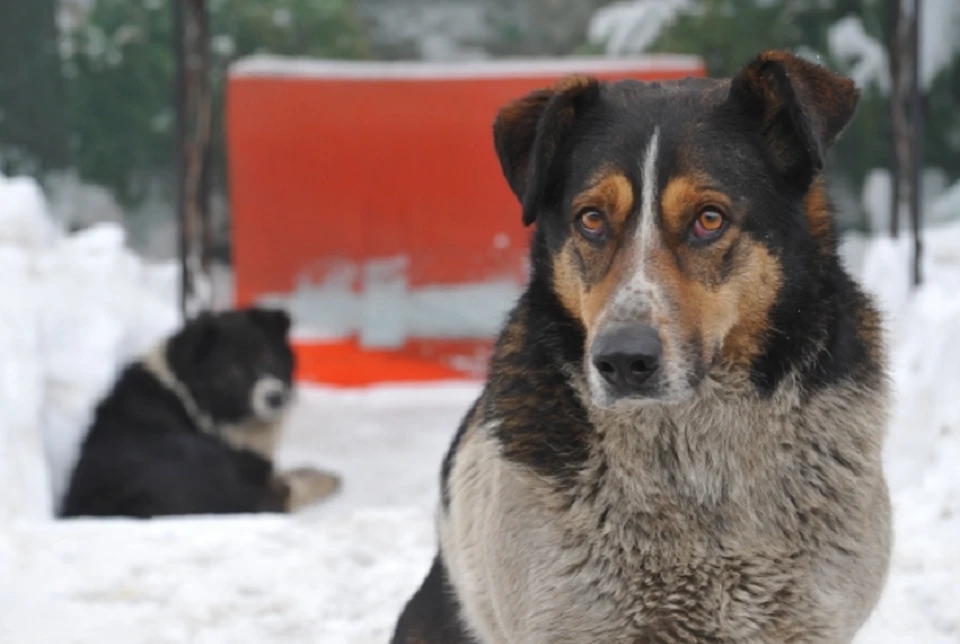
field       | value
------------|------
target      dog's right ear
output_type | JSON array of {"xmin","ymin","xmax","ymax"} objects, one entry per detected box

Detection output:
[
  {"xmin": 493, "ymin": 76, "xmax": 600, "ymax": 226},
  {"xmin": 728, "ymin": 50, "xmax": 859, "ymax": 194}
]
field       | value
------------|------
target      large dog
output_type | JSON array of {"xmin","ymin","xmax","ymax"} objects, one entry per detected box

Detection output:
[
  {"xmin": 392, "ymin": 51, "xmax": 891, "ymax": 643},
  {"xmin": 61, "ymin": 307, "xmax": 340, "ymax": 518}
]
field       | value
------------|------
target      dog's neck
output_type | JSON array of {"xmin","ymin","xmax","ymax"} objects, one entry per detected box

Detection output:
[
  {"xmin": 141, "ymin": 342, "xmax": 219, "ymax": 437},
  {"xmin": 139, "ymin": 342, "xmax": 284, "ymax": 461},
  {"xmin": 568, "ymin": 365, "xmax": 887, "ymax": 512}
]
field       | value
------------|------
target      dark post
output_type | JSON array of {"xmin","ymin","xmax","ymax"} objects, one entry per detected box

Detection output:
[
  {"xmin": 173, "ymin": 0, "xmax": 214, "ymax": 319},
  {"xmin": 886, "ymin": 0, "xmax": 902, "ymax": 236},
  {"xmin": 909, "ymin": 0, "xmax": 923, "ymax": 285}
]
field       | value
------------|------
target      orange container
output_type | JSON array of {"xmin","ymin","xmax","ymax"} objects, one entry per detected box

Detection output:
[{"xmin": 226, "ymin": 56, "xmax": 705, "ymax": 386}]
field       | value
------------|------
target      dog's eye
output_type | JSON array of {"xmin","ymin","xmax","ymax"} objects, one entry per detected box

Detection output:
[
  {"xmin": 691, "ymin": 208, "xmax": 726, "ymax": 242},
  {"xmin": 577, "ymin": 210, "xmax": 608, "ymax": 240}
]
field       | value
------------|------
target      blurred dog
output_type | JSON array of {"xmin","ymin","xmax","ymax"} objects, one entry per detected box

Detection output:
[
  {"xmin": 61, "ymin": 306, "xmax": 340, "ymax": 518},
  {"xmin": 392, "ymin": 50, "xmax": 891, "ymax": 643}
]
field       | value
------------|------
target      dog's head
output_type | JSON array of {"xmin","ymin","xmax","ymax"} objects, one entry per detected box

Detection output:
[
  {"xmin": 165, "ymin": 306, "xmax": 296, "ymax": 425},
  {"xmin": 494, "ymin": 51, "xmax": 858, "ymax": 408}
]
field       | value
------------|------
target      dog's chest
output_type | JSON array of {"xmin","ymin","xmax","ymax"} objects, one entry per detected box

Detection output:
[
  {"xmin": 440, "ymin": 424, "xmax": 822, "ymax": 644},
  {"xmin": 554, "ymin": 479, "xmax": 817, "ymax": 642}
]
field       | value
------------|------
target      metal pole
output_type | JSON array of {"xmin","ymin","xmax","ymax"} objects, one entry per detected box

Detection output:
[{"xmin": 910, "ymin": 0, "xmax": 923, "ymax": 286}]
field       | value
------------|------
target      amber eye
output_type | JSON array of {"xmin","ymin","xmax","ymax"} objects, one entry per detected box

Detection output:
[
  {"xmin": 691, "ymin": 208, "xmax": 726, "ymax": 241},
  {"xmin": 578, "ymin": 210, "xmax": 607, "ymax": 239}
]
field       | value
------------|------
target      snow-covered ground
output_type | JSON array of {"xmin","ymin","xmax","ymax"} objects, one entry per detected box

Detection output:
[{"xmin": 1, "ymin": 170, "xmax": 958, "ymax": 643}]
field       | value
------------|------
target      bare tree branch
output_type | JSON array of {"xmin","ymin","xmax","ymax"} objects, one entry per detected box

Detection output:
[{"xmin": 174, "ymin": 0, "xmax": 214, "ymax": 318}]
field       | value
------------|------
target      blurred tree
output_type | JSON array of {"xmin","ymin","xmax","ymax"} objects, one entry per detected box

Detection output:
[
  {"xmin": 887, "ymin": 0, "xmax": 904, "ymax": 234},
  {"xmin": 174, "ymin": 0, "xmax": 215, "ymax": 317},
  {"xmin": 0, "ymin": 0, "xmax": 70, "ymax": 178},
  {"xmin": 484, "ymin": 0, "xmax": 613, "ymax": 56},
  {"xmin": 62, "ymin": 0, "xmax": 371, "ymax": 208}
]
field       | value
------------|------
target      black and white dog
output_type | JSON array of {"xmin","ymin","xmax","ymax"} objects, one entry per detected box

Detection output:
[{"xmin": 60, "ymin": 307, "xmax": 340, "ymax": 518}]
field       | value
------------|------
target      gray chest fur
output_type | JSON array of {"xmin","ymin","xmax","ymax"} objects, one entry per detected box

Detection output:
[{"xmin": 439, "ymin": 381, "xmax": 891, "ymax": 644}]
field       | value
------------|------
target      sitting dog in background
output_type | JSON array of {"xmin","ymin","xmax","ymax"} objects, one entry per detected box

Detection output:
[
  {"xmin": 392, "ymin": 50, "xmax": 891, "ymax": 643},
  {"xmin": 60, "ymin": 306, "xmax": 340, "ymax": 518}
]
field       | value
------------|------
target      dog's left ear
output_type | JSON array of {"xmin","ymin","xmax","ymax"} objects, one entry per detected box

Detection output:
[
  {"xmin": 248, "ymin": 307, "xmax": 292, "ymax": 339},
  {"xmin": 493, "ymin": 75, "xmax": 600, "ymax": 226},
  {"xmin": 728, "ymin": 50, "xmax": 858, "ymax": 192}
]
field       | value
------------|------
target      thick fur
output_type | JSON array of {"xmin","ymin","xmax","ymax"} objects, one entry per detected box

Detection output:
[
  {"xmin": 393, "ymin": 51, "xmax": 891, "ymax": 643},
  {"xmin": 60, "ymin": 307, "xmax": 340, "ymax": 519}
]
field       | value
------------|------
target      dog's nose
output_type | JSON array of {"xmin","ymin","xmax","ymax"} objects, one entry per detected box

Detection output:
[
  {"xmin": 265, "ymin": 390, "xmax": 286, "ymax": 409},
  {"xmin": 591, "ymin": 326, "xmax": 662, "ymax": 394}
]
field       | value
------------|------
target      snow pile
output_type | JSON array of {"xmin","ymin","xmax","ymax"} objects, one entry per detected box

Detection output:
[
  {"xmin": 852, "ymin": 221, "xmax": 960, "ymax": 643},
  {"xmin": 0, "ymin": 174, "xmax": 60, "ymax": 250},
  {"xmin": 0, "ymin": 245, "xmax": 49, "ymax": 524},
  {"xmin": 0, "ymin": 171, "xmax": 180, "ymax": 515}
]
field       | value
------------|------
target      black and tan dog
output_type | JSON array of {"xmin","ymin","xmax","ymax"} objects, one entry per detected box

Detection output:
[
  {"xmin": 61, "ymin": 307, "xmax": 340, "ymax": 519},
  {"xmin": 392, "ymin": 51, "xmax": 891, "ymax": 643}
]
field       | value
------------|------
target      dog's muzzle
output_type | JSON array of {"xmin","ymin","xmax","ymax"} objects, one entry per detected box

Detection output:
[{"xmin": 251, "ymin": 376, "xmax": 291, "ymax": 421}]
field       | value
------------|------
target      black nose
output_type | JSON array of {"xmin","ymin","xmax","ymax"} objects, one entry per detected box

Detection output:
[
  {"xmin": 590, "ymin": 326, "xmax": 662, "ymax": 394},
  {"xmin": 266, "ymin": 390, "xmax": 286, "ymax": 409}
]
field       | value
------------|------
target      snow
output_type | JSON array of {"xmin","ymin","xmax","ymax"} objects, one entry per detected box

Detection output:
[
  {"xmin": 850, "ymin": 222, "xmax": 960, "ymax": 643},
  {"xmin": 585, "ymin": 1, "xmax": 959, "ymax": 93},
  {"xmin": 828, "ymin": 16, "xmax": 889, "ymax": 93},
  {"xmin": 929, "ymin": 179, "xmax": 960, "ymax": 226},
  {"xmin": 920, "ymin": 0, "xmax": 960, "ymax": 89},
  {"xmin": 0, "ymin": 173, "xmax": 59, "ymax": 250},
  {"xmin": 259, "ymin": 257, "xmax": 522, "ymax": 348},
  {"xmin": 0, "ymin": 171, "xmax": 181, "ymax": 512},
  {"xmin": 228, "ymin": 53, "xmax": 704, "ymax": 81},
  {"xmin": 587, "ymin": 0, "xmax": 694, "ymax": 58},
  {"xmin": 824, "ymin": 0, "xmax": 960, "ymax": 92},
  {"xmin": 2, "ymin": 170, "xmax": 959, "ymax": 642},
  {"xmin": 1, "ymin": 510, "xmax": 436, "ymax": 644}
]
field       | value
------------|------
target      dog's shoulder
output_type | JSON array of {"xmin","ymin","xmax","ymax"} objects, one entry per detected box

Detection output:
[{"xmin": 84, "ymin": 360, "xmax": 197, "ymax": 444}]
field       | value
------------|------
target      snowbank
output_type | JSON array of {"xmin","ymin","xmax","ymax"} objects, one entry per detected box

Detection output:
[
  {"xmin": 0, "ymin": 171, "xmax": 181, "ymax": 515},
  {"xmin": 229, "ymin": 52, "xmax": 704, "ymax": 80},
  {"xmin": 848, "ymin": 221, "xmax": 960, "ymax": 643}
]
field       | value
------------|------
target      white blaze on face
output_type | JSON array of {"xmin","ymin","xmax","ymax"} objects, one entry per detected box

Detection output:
[
  {"xmin": 251, "ymin": 375, "xmax": 289, "ymax": 421},
  {"xmin": 599, "ymin": 127, "xmax": 664, "ymax": 329},
  {"xmin": 638, "ymin": 127, "xmax": 662, "ymax": 263}
]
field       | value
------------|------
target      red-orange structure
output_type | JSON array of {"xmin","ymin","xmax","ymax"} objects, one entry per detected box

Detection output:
[{"xmin": 227, "ymin": 56, "xmax": 706, "ymax": 386}]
